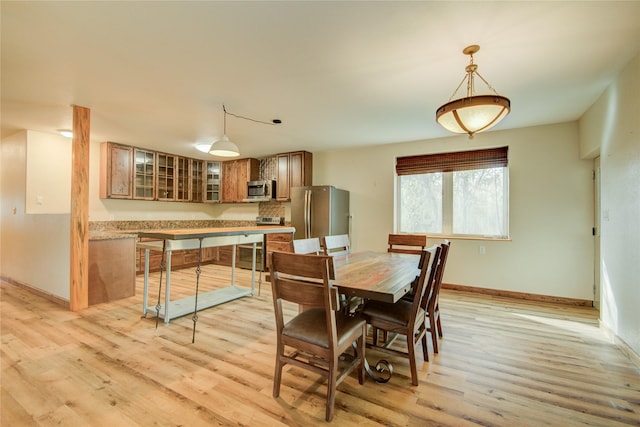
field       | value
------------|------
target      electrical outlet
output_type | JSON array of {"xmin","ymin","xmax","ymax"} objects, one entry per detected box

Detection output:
[{"xmin": 479, "ymin": 245, "xmax": 486, "ymax": 255}]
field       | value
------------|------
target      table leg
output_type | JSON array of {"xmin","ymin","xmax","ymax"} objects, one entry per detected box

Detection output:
[
  {"xmin": 164, "ymin": 250, "xmax": 172, "ymax": 325},
  {"xmin": 142, "ymin": 248, "xmax": 150, "ymax": 317}
]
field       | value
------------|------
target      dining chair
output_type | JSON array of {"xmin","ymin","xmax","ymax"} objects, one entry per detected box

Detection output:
[
  {"xmin": 387, "ymin": 233, "xmax": 427, "ymax": 255},
  {"xmin": 322, "ymin": 234, "xmax": 350, "ymax": 256},
  {"xmin": 425, "ymin": 240, "xmax": 451, "ymax": 354},
  {"xmin": 361, "ymin": 245, "xmax": 439, "ymax": 385},
  {"xmin": 292, "ymin": 237, "xmax": 322, "ymax": 255},
  {"xmin": 270, "ymin": 251, "xmax": 366, "ymax": 421}
]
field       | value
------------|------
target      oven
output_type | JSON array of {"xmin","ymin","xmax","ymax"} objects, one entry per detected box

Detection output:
[{"xmin": 237, "ymin": 216, "xmax": 284, "ymax": 270}]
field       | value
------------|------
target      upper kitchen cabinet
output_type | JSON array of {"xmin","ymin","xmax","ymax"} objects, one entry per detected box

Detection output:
[
  {"xmin": 276, "ymin": 151, "xmax": 312, "ymax": 201},
  {"xmin": 100, "ymin": 142, "xmax": 133, "ymax": 199},
  {"xmin": 204, "ymin": 161, "xmax": 222, "ymax": 203},
  {"xmin": 133, "ymin": 148, "xmax": 156, "ymax": 200},
  {"xmin": 221, "ymin": 158, "xmax": 259, "ymax": 203},
  {"xmin": 175, "ymin": 157, "xmax": 191, "ymax": 202},
  {"xmin": 191, "ymin": 159, "xmax": 205, "ymax": 203},
  {"xmin": 156, "ymin": 152, "xmax": 176, "ymax": 201}
]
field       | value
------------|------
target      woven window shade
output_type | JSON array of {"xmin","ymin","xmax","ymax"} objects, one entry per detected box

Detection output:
[{"xmin": 396, "ymin": 146, "xmax": 508, "ymax": 176}]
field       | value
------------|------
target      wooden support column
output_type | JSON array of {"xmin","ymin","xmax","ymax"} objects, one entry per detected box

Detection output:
[{"xmin": 70, "ymin": 105, "xmax": 91, "ymax": 311}]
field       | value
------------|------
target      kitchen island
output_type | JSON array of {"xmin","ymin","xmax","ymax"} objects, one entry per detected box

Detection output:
[{"xmin": 138, "ymin": 226, "xmax": 294, "ymax": 324}]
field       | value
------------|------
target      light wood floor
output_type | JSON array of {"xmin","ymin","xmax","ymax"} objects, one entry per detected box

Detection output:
[{"xmin": 2, "ymin": 265, "xmax": 639, "ymax": 426}]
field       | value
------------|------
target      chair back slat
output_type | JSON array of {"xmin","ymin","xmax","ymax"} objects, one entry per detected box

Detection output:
[
  {"xmin": 388, "ymin": 233, "xmax": 427, "ymax": 254},
  {"xmin": 293, "ymin": 237, "xmax": 322, "ymax": 255},
  {"xmin": 322, "ymin": 234, "xmax": 350, "ymax": 256}
]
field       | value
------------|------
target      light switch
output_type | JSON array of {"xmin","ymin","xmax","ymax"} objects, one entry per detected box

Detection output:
[{"xmin": 36, "ymin": 195, "xmax": 44, "ymax": 205}]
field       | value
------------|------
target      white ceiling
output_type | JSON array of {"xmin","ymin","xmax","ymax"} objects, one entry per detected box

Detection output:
[{"xmin": 2, "ymin": 1, "xmax": 639, "ymax": 160}]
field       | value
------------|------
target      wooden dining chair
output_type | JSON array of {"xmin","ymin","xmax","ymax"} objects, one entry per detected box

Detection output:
[
  {"xmin": 322, "ymin": 234, "xmax": 350, "ymax": 256},
  {"xmin": 387, "ymin": 233, "xmax": 427, "ymax": 255},
  {"xmin": 270, "ymin": 251, "xmax": 366, "ymax": 421},
  {"xmin": 292, "ymin": 237, "xmax": 322, "ymax": 255},
  {"xmin": 361, "ymin": 245, "xmax": 439, "ymax": 386},
  {"xmin": 425, "ymin": 240, "xmax": 451, "ymax": 354}
]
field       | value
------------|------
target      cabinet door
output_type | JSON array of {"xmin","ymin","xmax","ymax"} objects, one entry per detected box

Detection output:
[
  {"xmin": 100, "ymin": 142, "xmax": 133, "ymax": 199},
  {"xmin": 221, "ymin": 161, "xmax": 237, "ymax": 202},
  {"xmin": 236, "ymin": 158, "xmax": 259, "ymax": 202},
  {"xmin": 205, "ymin": 161, "xmax": 221, "ymax": 203},
  {"xmin": 175, "ymin": 157, "xmax": 190, "ymax": 202},
  {"xmin": 134, "ymin": 148, "xmax": 156, "ymax": 200},
  {"xmin": 276, "ymin": 154, "xmax": 290, "ymax": 201},
  {"xmin": 156, "ymin": 153, "xmax": 176, "ymax": 201},
  {"xmin": 191, "ymin": 160, "xmax": 205, "ymax": 203},
  {"xmin": 276, "ymin": 151, "xmax": 312, "ymax": 201}
]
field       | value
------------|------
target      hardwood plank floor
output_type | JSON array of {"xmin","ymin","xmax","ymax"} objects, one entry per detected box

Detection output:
[{"xmin": 2, "ymin": 265, "xmax": 639, "ymax": 426}]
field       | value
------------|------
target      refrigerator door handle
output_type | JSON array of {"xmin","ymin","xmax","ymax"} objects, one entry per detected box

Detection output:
[{"xmin": 305, "ymin": 189, "xmax": 311, "ymax": 238}]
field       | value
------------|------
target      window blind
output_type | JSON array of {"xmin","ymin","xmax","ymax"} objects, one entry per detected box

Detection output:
[{"xmin": 396, "ymin": 146, "xmax": 508, "ymax": 176}]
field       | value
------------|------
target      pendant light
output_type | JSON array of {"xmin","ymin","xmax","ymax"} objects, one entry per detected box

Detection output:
[
  {"xmin": 436, "ymin": 45, "xmax": 510, "ymax": 139},
  {"xmin": 209, "ymin": 105, "xmax": 240, "ymax": 157}
]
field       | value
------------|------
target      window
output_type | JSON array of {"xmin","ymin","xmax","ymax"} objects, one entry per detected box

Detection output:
[{"xmin": 396, "ymin": 147, "xmax": 509, "ymax": 238}]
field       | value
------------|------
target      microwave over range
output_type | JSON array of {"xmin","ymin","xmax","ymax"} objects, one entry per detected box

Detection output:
[{"xmin": 244, "ymin": 180, "xmax": 276, "ymax": 202}]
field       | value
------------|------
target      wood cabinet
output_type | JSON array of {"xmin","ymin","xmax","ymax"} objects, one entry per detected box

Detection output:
[
  {"xmin": 204, "ymin": 161, "xmax": 222, "ymax": 203},
  {"xmin": 156, "ymin": 152, "xmax": 176, "ymax": 201},
  {"xmin": 89, "ymin": 238, "xmax": 136, "ymax": 305},
  {"xmin": 134, "ymin": 148, "xmax": 156, "ymax": 200},
  {"xmin": 100, "ymin": 142, "xmax": 133, "ymax": 199},
  {"xmin": 176, "ymin": 157, "xmax": 191, "ymax": 202},
  {"xmin": 265, "ymin": 232, "xmax": 293, "ymax": 271},
  {"xmin": 276, "ymin": 151, "xmax": 312, "ymax": 201},
  {"xmin": 221, "ymin": 158, "xmax": 259, "ymax": 203},
  {"xmin": 136, "ymin": 239, "xmax": 237, "ymax": 274},
  {"xmin": 191, "ymin": 159, "xmax": 205, "ymax": 203}
]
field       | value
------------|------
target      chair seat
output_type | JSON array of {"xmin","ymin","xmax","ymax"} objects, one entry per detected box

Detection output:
[
  {"xmin": 362, "ymin": 300, "xmax": 425, "ymax": 329},
  {"xmin": 283, "ymin": 308, "xmax": 366, "ymax": 348}
]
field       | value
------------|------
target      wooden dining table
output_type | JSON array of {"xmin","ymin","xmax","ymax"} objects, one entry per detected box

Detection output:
[
  {"xmin": 330, "ymin": 251, "xmax": 420, "ymax": 304},
  {"xmin": 327, "ymin": 250, "xmax": 422, "ymax": 382}
]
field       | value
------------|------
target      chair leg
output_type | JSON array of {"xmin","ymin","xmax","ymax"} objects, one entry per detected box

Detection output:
[
  {"xmin": 429, "ymin": 313, "xmax": 439, "ymax": 354},
  {"xmin": 326, "ymin": 359, "xmax": 338, "ymax": 421},
  {"xmin": 273, "ymin": 353, "xmax": 283, "ymax": 398},
  {"xmin": 407, "ymin": 334, "xmax": 419, "ymax": 386},
  {"xmin": 436, "ymin": 310, "xmax": 443, "ymax": 337},
  {"xmin": 421, "ymin": 332, "xmax": 429, "ymax": 362},
  {"xmin": 358, "ymin": 329, "xmax": 365, "ymax": 385}
]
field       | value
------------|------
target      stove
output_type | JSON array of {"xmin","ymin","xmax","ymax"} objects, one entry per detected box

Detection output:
[{"xmin": 256, "ymin": 216, "xmax": 285, "ymax": 226}]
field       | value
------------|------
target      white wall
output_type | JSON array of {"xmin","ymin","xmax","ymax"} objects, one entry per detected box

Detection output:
[
  {"xmin": 0, "ymin": 131, "xmax": 71, "ymax": 299},
  {"xmin": 314, "ymin": 122, "xmax": 595, "ymax": 301},
  {"xmin": 580, "ymin": 53, "xmax": 640, "ymax": 357}
]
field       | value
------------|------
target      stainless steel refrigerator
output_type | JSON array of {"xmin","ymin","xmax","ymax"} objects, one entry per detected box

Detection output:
[{"xmin": 291, "ymin": 186, "xmax": 350, "ymax": 240}]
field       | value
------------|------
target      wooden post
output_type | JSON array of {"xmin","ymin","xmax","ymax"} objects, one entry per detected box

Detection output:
[{"xmin": 70, "ymin": 105, "xmax": 90, "ymax": 311}]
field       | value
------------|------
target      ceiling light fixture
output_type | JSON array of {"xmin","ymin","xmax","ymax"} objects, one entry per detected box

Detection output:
[
  {"xmin": 58, "ymin": 129, "xmax": 73, "ymax": 138},
  {"xmin": 436, "ymin": 45, "xmax": 510, "ymax": 139},
  {"xmin": 209, "ymin": 105, "xmax": 240, "ymax": 157},
  {"xmin": 207, "ymin": 104, "xmax": 282, "ymax": 157}
]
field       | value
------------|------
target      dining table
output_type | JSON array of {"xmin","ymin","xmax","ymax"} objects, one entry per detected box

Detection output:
[{"xmin": 328, "ymin": 250, "xmax": 422, "ymax": 382}]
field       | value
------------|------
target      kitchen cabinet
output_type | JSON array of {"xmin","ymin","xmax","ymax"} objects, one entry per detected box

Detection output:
[
  {"xmin": 156, "ymin": 152, "xmax": 176, "ymax": 201},
  {"xmin": 191, "ymin": 160, "xmax": 205, "ymax": 203},
  {"xmin": 136, "ymin": 240, "xmax": 237, "ymax": 274},
  {"xmin": 100, "ymin": 142, "xmax": 133, "ymax": 199},
  {"xmin": 89, "ymin": 237, "xmax": 136, "ymax": 305},
  {"xmin": 221, "ymin": 158, "xmax": 259, "ymax": 203},
  {"xmin": 264, "ymin": 232, "xmax": 293, "ymax": 272},
  {"xmin": 205, "ymin": 161, "xmax": 222, "ymax": 203},
  {"xmin": 175, "ymin": 157, "xmax": 190, "ymax": 202},
  {"xmin": 134, "ymin": 148, "xmax": 156, "ymax": 200},
  {"xmin": 276, "ymin": 151, "xmax": 312, "ymax": 201}
]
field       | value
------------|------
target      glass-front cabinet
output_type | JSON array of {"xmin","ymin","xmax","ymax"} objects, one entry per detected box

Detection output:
[
  {"xmin": 205, "ymin": 161, "xmax": 221, "ymax": 203},
  {"xmin": 156, "ymin": 153, "xmax": 176, "ymax": 201},
  {"xmin": 175, "ymin": 157, "xmax": 190, "ymax": 202},
  {"xmin": 134, "ymin": 148, "xmax": 156, "ymax": 200},
  {"xmin": 191, "ymin": 159, "xmax": 205, "ymax": 203}
]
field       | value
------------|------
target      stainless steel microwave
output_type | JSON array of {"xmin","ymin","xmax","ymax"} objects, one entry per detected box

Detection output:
[{"xmin": 245, "ymin": 180, "xmax": 276, "ymax": 202}]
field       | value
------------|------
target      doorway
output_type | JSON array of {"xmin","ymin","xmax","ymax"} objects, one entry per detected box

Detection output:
[{"xmin": 594, "ymin": 157, "xmax": 601, "ymax": 310}]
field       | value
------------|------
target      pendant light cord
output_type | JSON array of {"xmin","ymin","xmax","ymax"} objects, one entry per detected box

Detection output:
[{"xmin": 223, "ymin": 104, "xmax": 279, "ymax": 126}]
